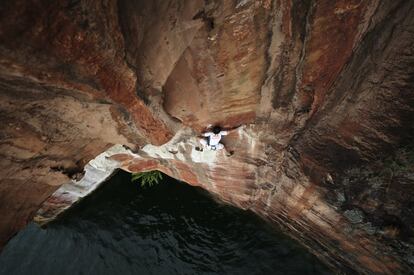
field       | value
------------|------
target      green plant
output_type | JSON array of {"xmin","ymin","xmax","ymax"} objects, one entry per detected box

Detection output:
[{"xmin": 131, "ymin": 170, "xmax": 163, "ymax": 188}]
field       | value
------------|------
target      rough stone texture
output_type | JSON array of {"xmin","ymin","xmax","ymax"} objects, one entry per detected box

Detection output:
[
  {"xmin": 163, "ymin": 1, "xmax": 270, "ymax": 130},
  {"xmin": 1, "ymin": 0, "xmax": 414, "ymax": 273},
  {"xmin": 34, "ymin": 144, "xmax": 127, "ymax": 224}
]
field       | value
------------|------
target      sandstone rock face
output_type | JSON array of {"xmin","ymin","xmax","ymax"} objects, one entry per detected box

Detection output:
[{"xmin": 1, "ymin": 0, "xmax": 414, "ymax": 273}]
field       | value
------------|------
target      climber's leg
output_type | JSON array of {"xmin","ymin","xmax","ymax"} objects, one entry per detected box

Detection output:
[
  {"xmin": 196, "ymin": 139, "xmax": 207, "ymax": 152},
  {"xmin": 200, "ymin": 139, "xmax": 207, "ymax": 147}
]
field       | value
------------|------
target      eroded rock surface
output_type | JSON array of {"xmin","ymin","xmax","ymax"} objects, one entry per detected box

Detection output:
[{"xmin": 1, "ymin": 0, "xmax": 414, "ymax": 273}]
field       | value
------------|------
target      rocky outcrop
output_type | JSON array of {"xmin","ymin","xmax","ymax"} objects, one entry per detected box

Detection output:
[{"xmin": 1, "ymin": 0, "xmax": 413, "ymax": 273}]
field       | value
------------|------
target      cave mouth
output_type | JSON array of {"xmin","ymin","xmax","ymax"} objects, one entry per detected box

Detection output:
[{"xmin": 0, "ymin": 170, "xmax": 328, "ymax": 274}]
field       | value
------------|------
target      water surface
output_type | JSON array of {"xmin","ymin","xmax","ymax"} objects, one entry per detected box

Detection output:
[{"xmin": 0, "ymin": 171, "xmax": 328, "ymax": 274}]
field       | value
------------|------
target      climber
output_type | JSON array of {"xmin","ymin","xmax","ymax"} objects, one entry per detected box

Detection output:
[{"xmin": 198, "ymin": 125, "xmax": 234, "ymax": 156}]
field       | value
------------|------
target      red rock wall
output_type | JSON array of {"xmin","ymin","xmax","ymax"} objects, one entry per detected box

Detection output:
[
  {"xmin": 163, "ymin": 1, "xmax": 270, "ymax": 130},
  {"xmin": 1, "ymin": 0, "xmax": 414, "ymax": 273}
]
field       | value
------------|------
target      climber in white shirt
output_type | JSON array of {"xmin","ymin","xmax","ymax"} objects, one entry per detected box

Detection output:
[
  {"xmin": 197, "ymin": 125, "xmax": 237, "ymax": 157},
  {"xmin": 199, "ymin": 126, "xmax": 228, "ymax": 151}
]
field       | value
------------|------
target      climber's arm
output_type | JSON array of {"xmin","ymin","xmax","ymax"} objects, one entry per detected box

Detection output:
[{"xmin": 223, "ymin": 125, "xmax": 243, "ymax": 134}]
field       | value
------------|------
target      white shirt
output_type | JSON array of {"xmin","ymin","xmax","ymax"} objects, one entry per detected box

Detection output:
[{"xmin": 202, "ymin": 131, "xmax": 228, "ymax": 145}]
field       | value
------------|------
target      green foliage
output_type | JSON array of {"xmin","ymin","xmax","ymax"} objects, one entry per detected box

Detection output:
[{"xmin": 131, "ymin": 170, "xmax": 163, "ymax": 188}]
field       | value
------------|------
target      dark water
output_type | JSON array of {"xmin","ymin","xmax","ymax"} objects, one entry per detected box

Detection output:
[{"xmin": 0, "ymin": 171, "xmax": 328, "ymax": 275}]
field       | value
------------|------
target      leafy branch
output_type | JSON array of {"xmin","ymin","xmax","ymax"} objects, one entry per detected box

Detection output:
[{"xmin": 131, "ymin": 170, "xmax": 163, "ymax": 188}]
